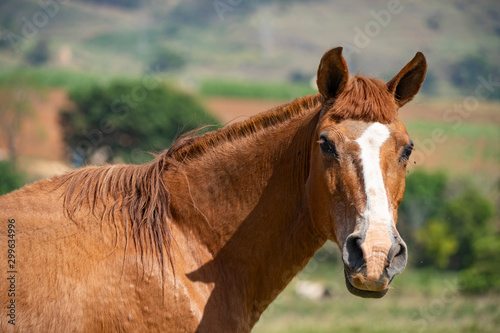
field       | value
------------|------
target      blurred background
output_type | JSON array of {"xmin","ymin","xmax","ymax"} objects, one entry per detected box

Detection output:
[{"xmin": 0, "ymin": 0, "xmax": 499, "ymax": 331}]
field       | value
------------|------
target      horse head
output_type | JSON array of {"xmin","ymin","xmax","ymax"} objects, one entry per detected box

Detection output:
[{"xmin": 308, "ymin": 47, "xmax": 426, "ymax": 298}]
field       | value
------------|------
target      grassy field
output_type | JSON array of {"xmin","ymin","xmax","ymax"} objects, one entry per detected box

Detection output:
[
  {"xmin": 0, "ymin": 66, "xmax": 104, "ymax": 91},
  {"xmin": 200, "ymin": 78, "xmax": 316, "ymax": 100},
  {"xmin": 253, "ymin": 256, "xmax": 500, "ymax": 333}
]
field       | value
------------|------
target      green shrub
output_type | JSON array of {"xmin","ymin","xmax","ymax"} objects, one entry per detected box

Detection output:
[
  {"xmin": 148, "ymin": 48, "xmax": 186, "ymax": 73},
  {"xmin": 398, "ymin": 170, "xmax": 448, "ymax": 253},
  {"xmin": 444, "ymin": 187, "xmax": 495, "ymax": 269},
  {"xmin": 399, "ymin": 171, "xmax": 496, "ymax": 270},
  {"xmin": 0, "ymin": 161, "xmax": 25, "ymax": 195},
  {"xmin": 24, "ymin": 39, "xmax": 50, "ymax": 66},
  {"xmin": 459, "ymin": 235, "xmax": 500, "ymax": 294},
  {"xmin": 416, "ymin": 218, "xmax": 458, "ymax": 269},
  {"xmin": 61, "ymin": 80, "xmax": 219, "ymax": 164},
  {"xmin": 449, "ymin": 55, "xmax": 499, "ymax": 99}
]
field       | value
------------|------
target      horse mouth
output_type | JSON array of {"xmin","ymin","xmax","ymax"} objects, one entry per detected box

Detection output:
[{"xmin": 343, "ymin": 270, "xmax": 388, "ymax": 299}]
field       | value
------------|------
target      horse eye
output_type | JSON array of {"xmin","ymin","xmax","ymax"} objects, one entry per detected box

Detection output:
[
  {"xmin": 401, "ymin": 141, "xmax": 414, "ymax": 161},
  {"xmin": 319, "ymin": 137, "xmax": 337, "ymax": 157}
]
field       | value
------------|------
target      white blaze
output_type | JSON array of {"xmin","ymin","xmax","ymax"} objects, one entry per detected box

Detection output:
[
  {"xmin": 355, "ymin": 122, "xmax": 393, "ymax": 281},
  {"xmin": 355, "ymin": 122, "xmax": 392, "ymax": 225}
]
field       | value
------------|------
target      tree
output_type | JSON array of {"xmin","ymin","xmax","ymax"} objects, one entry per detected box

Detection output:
[
  {"xmin": 60, "ymin": 80, "xmax": 219, "ymax": 165},
  {"xmin": 449, "ymin": 55, "xmax": 498, "ymax": 96},
  {"xmin": 148, "ymin": 47, "xmax": 186, "ymax": 73},
  {"xmin": 0, "ymin": 160, "xmax": 25, "ymax": 195},
  {"xmin": 24, "ymin": 39, "xmax": 50, "ymax": 66}
]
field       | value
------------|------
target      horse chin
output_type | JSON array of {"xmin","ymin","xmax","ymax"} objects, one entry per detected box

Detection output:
[{"xmin": 344, "ymin": 271, "xmax": 388, "ymax": 299}]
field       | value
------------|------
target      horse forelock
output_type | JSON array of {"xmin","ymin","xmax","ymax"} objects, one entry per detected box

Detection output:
[{"xmin": 325, "ymin": 76, "xmax": 399, "ymax": 124}]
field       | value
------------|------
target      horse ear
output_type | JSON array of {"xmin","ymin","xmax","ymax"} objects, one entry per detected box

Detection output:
[
  {"xmin": 387, "ymin": 52, "xmax": 427, "ymax": 107},
  {"xmin": 316, "ymin": 47, "xmax": 349, "ymax": 101}
]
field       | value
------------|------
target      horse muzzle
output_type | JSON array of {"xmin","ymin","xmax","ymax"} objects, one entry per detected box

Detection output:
[{"xmin": 341, "ymin": 230, "xmax": 407, "ymax": 298}]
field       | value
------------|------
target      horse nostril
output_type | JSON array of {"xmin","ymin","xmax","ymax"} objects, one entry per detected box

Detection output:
[
  {"xmin": 343, "ymin": 234, "xmax": 364, "ymax": 271},
  {"xmin": 394, "ymin": 244, "xmax": 405, "ymax": 258},
  {"xmin": 388, "ymin": 239, "xmax": 407, "ymax": 276}
]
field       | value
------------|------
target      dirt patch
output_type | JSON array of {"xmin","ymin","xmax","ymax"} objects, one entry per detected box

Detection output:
[
  {"xmin": 399, "ymin": 98, "xmax": 500, "ymax": 124},
  {"xmin": 0, "ymin": 89, "xmax": 70, "ymax": 161}
]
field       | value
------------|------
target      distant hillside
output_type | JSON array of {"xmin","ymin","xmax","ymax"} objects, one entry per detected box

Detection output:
[{"xmin": 0, "ymin": 0, "xmax": 499, "ymax": 97}]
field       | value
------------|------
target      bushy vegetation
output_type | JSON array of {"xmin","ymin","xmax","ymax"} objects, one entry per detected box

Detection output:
[
  {"xmin": 450, "ymin": 55, "xmax": 500, "ymax": 99},
  {"xmin": 61, "ymin": 80, "xmax": 219, "ymax": 164},
  {"xmin": 148, "ymin": 47, "xmax": 186, "ymax": 73},
  {"xmin": 459, "ymin": 234, "xmax": 500, "ymax": 294},
  {"xmin": 24, "ymin": 39, "xmax": 50, "ymax": 66},
  {"xmin": 398, "ymin": 170, "xmax": 497, "ymax": 290},
  {"xmin": 0, "ymin": 161, "xmax": 25, "ymax": 195}
]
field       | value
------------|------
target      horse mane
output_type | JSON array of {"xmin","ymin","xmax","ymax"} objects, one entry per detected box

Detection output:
[
  {"xmin": 325, "ymin": 75, "xmax": 398, "ymax": 124},
  {"xmin": 166, "ymin": 93, "xmax": 322, "ymax": 162},
  {"xmin": 58, "ymin": 159, "xmax": 174, "ymax": 277},
  {"xmin": 57, "ymin": 76, "xmax": 396, "ymax": 276},
  {"xmin": 57, "ymin": 93, "xmax": 322, "ymax": 277}
]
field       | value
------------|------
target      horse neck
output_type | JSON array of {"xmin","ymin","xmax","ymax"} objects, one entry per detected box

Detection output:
[{"xmin": 166, "ymin": 101, "xmax": 326, "ymax": 321}]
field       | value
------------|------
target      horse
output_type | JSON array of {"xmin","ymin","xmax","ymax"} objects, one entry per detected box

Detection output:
[{"xmin": 0, "ymin": 47, "xmax": 426, "ymax": 332}]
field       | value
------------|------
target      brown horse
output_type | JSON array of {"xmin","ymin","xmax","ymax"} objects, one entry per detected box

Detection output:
[{"xmin": 0, "ymin": 47, "xmax": 426, "ymax": 332}]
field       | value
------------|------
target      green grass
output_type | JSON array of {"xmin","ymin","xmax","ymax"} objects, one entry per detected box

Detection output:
[
  {"xmin": 200, "ymin": 78, "xmax": 316, "ymax": 100},
  {"xmin": 0, "ymin": 67, "xmax": 103, "ymax": 91},
  {"xmin": 0, "ymin": 66, "xmax": 173, "ymax": 93},
  {"xmin": 253, "ymin": 261, "xmax": 500, "ymax": 333}
]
